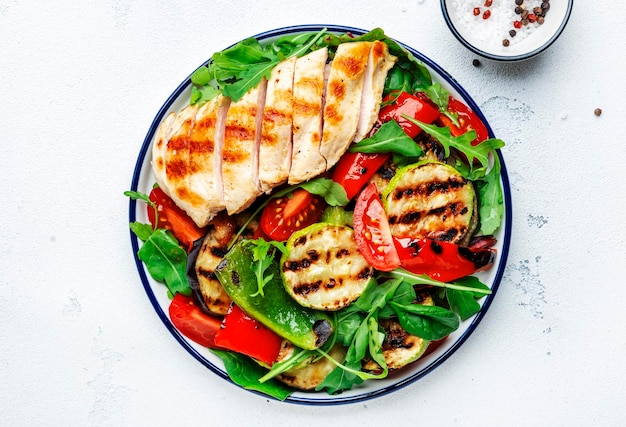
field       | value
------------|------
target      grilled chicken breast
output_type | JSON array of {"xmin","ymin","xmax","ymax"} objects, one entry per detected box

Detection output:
[
  {"xmin": 186, "ymin": 95, "xmax": 229, "ymax": 227},
  {"xmin": 355, "ymin": 40, "xmax": 397, "ymax": 142},
  {"xmin": 319, "ymin": 42, "xmax": 372, "ymax": 168},
  {"xmin": 259, "ymin": 56, "xmax": 296, "ymax": 192},
  {"xmin": 221, "ymin": 79, "xmax": 267, "ymax": 214},
  {"xmin": 154, "ymin": 104, "xmax": 203, "ymax": 223},
  {"xmin": 289, "ymin": 47, "xmax": 328, "ymax": 184},
  {"xmin": 152, "ymin": 40, "xmax": 397, "ymax": 227}
]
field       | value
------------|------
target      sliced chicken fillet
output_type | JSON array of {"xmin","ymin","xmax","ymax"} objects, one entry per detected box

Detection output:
[
  {"xmin": 152, "ymin": 111, "xmax": 176, "ymax": 195},
  {"xmin": 259, "ymin": 56, "xmax": 296, "ymax": 192},
  {"xmin": 289, "ymin": 47, "xmax": 328, "ymax": 184},
  {"xmin": 162, "ymin": 104, "xmax": 201, "ymax": 219},
  {"xmin": 319, "ymin": 41, "xmax": 372, "ymax": 169},
  {"xmin": 186, "ymin": 95, "xmax": 229, "ymax": 227},
  {"xmin": 221, "ymin": 80, "xmax": 267, "ymax": 214},
  {"xmin": 354, "ymin": 40, "xmax": 397, "ymax": 142}
]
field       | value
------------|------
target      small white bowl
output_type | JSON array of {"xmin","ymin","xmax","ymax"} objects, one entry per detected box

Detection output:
[{"xmin": 441, "ymin": 0, "xmax": 573, "ymax": 61}]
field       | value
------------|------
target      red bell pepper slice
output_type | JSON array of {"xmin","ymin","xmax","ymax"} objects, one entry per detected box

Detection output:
[
  {"xmin": 394, "ymin": 236, "xmax": 496, "ymax": 283},
  {"xmin": 332, "ymin": 152, "xmax": 391, "ymax": 200},
  {"xmin": 378, "ymin": 91, "xmax": 441, "ymax": 139},
  {"xmin": 168, "ymin": 293, "xmax": 223, "ymax": 349},
  {"xmin": 214, "ymin": 303, "xmax": 283, "ymax": 365}
]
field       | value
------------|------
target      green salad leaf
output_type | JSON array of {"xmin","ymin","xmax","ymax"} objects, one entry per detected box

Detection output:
[
  {"xmin": 476, "ymin": 153, "xmax": 504, "ymax": 235},
  {"xmin": 211, "ymin": 350, "xmax": 293, "ymax": 401},
  {"xmin": 349, "ymin": 120, "xmax": 423, "ymax": 157}
]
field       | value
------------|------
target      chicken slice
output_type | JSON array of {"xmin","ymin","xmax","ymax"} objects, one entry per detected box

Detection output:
[
  {"xmin": 289, "ymin": 47, "xmax": 328, "ymax": 184},
  {"xmin": 319, "ymin": 41, "xmax": 372, "ymax": 169},
  {"xmin": 259, "ymin": 56, "xmax": 296, "ymax": 192},
  {"xmin": 354, "ymin": 40, "xmax": 398, "ymax": 142},
  {"xmin": 152, "ymin": 111, "xmax": 177, "ymax": 195},
  {"xmin": 221, "ymin": 80, "xmax": 267, "ymax": 214},
  {"xmin": 161, "ymin": 104, "xmax": 200, "ymax": 219},
  {"xmin": 185, "ymin": 95, "xmax": 230, "ymax": 227}
]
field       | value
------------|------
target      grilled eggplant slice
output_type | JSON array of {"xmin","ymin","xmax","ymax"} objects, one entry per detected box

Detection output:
[
  {"xmin": 382, "ymin": 161, "xmax": 477, "ymax": 245},
  {"xmin": 281, "ymin": 223, "xmax": 373, "ymax": 311},
  {"xmin": 362, "ymin": 291, "xmax": 434, "ymax": 372},
  {"xmin": 194, "ymin": 213, "xmax": 258, "ymax": 316}
]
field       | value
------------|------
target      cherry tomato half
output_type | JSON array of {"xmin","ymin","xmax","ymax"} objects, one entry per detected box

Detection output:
[
  {"xmin": 353, "ymin": 183, "xmax": 400, "ymax": 271},
  {"xmin": 332, "ymin": 152, "xmax": 391, "ymax": 201},
  {"xmin": 169, "ymin": 293, "xmax": 223, "ymax": 349},
  {"xmin": 378, "ymin": 91, "xmax": 441, "ymax": 139},
  {"xmin": 147, "ymin": 186, "xmax": 206, "ymax": 252},
  {"xmin": 438, "ymin": 96, "xmax": 489, "ymax": 146},
  {"xmin": 214, "ymin": 303, "xmax": 283, "ymax": 365},
  {"xmin": 260, "ymin": 189, "xmax": 324, "ymax": 241}
]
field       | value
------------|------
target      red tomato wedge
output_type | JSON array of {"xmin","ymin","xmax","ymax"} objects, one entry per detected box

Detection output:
[
  {"xmin": 438, "ymin": 96, "xmax": 489, "ymax": 146},
  {"xmin": 147, "ymin": 186, "xmax": 206, "ymax": 252},
  {"xmin": 214, "ymin": 303, "xmax": 283, "ymax": 365},
  {"xmin": 260, "ymin": 189, "xmax": 324, "ymax": 241},
  {"xmin": 378, "ymin": 91, "xmax": 441, "ymax": 139},
  {"xmin": 394, "ymin": 236, "xmax": 496, "ymax": 283},
  {"xmin": 332, "ymin": 152, "xmax": 391, "ymax": 200},
  {"xmin": 168, "ymin": 293, "xmax": 222, "ymax": 349},
  {"xmin": 353, "ymin": 183, "xmax": 400, "ymax": 271}
]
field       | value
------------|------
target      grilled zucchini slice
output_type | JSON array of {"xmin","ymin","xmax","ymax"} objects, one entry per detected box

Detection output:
[
  {"xmin": 281, "ymin": 223, "xmax": 374, "ymax": 311},
  {"xmin": 362, "ymin": 291, "xmax": 434, "ymax": 372},
  {"xmin": 382, "ymin": 161, "xmax": 477, "ymax": 245}
]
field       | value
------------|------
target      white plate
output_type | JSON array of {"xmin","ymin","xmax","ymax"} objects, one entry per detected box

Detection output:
[{"xmin": 128, "ymin": 24, "xmax": 512, "ymax": 405}]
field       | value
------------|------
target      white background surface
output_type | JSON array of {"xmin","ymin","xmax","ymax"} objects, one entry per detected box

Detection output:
[{"xmin": 2, "ymin": 1, "xmax": 624, "ymax": 426}]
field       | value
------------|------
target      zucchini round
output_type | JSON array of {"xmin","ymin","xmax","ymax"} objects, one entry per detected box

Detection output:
[
  {"xmin": 382, "ymin": 161, "xmax": 477, "ymax": 245},
  {"xmin": 281, "ymin": 223, "xmax": 374, "ymax": 311}
]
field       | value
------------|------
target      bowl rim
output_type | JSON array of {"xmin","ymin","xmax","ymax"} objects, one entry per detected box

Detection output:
[
  {"xmin": 440, "ymin": 0, "xmax": 574, "ymax": 61},
  {"xmin": 128, "ymin": 23, "xmax": 513, "ymax": 405}
]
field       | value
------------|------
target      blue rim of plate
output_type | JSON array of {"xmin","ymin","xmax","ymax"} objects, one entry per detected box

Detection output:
[
  {"xmin": 440, "ymin": 0, "xmax": 574, "ymax": 62},
  {"xmin": 128, "ymin": 24, "xmax": 512, "ymax": 405}
]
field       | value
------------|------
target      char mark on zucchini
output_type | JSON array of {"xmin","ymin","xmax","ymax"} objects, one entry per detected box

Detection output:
[{"xmin": 383, "ymin": 161, "xmax": 478, "ymax": 245}]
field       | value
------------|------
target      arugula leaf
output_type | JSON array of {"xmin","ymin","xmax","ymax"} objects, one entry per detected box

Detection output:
[
  {"xmin": 384, "ymin": 268, "xmax": 492, "ymax": 296},
  {"xmin": 248, "ymin": 238, "xmax": 286, "ymax": 297},
  {"xmin": 135, "ymin": 228, "xmax": 191, "ymax": 296},
  {"xmin": 403, "ymin": 115, "xmax": 505, "ymax": 175},
  {"xmin": 476, "ymin": 153, "xmax": 504, "ymax": 235},
  {"xmin": 446, "ymin": 276, "xmax": 492, "ymax": 321},
  {"xmin": 211, "ymin": 350, "xmax": 293, "ymax": 401},
  {"xmin": 129, "ymin": 221, "xmax": 153, "ymax": 241},
  {"xmin": 389, "ymin": 302, "xmax": 459, "ymax": 340},
  {"xmin": 349, "ymin": 120, "xmax": 422, "ymax": 157}
]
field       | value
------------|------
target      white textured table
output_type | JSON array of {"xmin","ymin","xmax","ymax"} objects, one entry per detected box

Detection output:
[{"xmin": 2, "ymin": 1, "xmax": 624, "ymax": 425}]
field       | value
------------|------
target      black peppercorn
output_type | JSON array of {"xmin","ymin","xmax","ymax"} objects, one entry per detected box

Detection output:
[
  {"xmin": 594, "ymin": 108, "xmax": 602, "ymax": 116},
  {"xmin": 502, "ymin": 39, "xmax": 510, "ymax": 47},
  {"xmin": 472, "ymin": 59, "xmax": 481, "ymax": 67},
  {"xmin": 515, "ymin": 0, "xmax": 523, "ymax": 4},
  {"xmin": 509, "ymin": 29, "xmax": 517, "ymax": 37}
]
